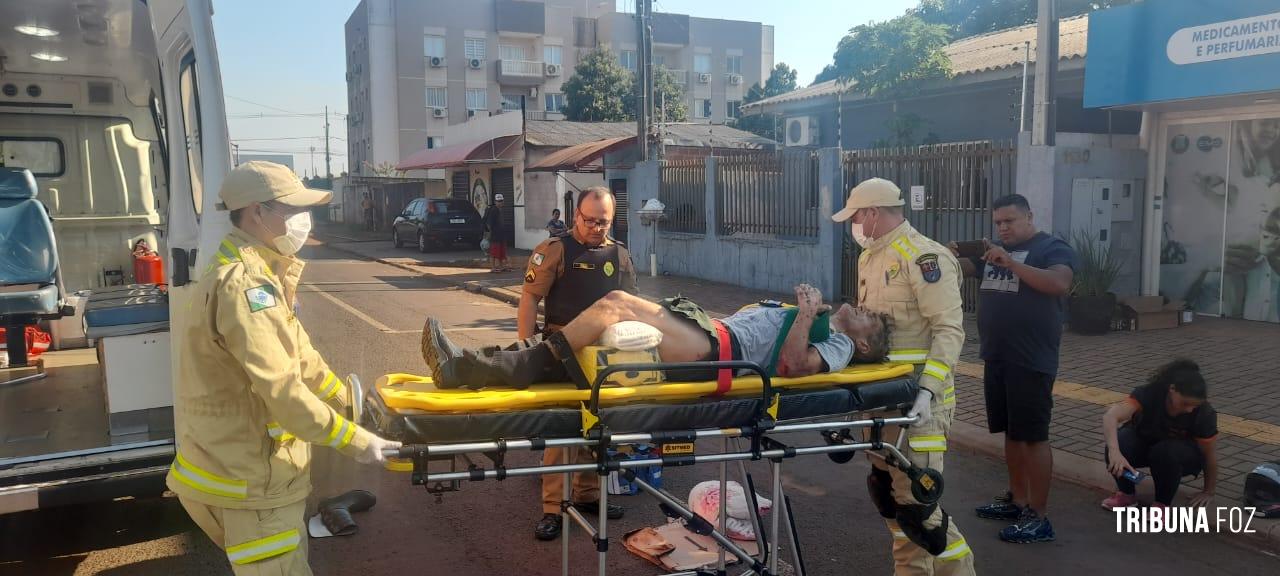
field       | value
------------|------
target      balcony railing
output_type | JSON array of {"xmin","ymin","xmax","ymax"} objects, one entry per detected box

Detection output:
[
  {"xmin": 498, "ymin": 59, "xmax": 546, "ymax": 85},
  {"xmin": 665, "ymin": 69, "xmax": 688, "ymax": 85}
]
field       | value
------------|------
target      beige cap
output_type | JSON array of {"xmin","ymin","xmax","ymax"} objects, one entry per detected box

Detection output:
[
  {"xmin": 217, "ymin": 161, "xmax": 332, "ymax": 211},
  {"xmin": 831, "ymin": 177, "xmax": 903, "ymax": 222}
]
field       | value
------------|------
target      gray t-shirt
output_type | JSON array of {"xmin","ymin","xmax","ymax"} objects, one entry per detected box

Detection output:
[{"xmin": 719, "ymin": 307, "xmax": 855, "ymax": 375}]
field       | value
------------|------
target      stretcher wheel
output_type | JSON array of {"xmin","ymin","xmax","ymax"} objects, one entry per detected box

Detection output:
[
  {"xmin": 822, "ymin": 430, "xmax": 855, "ymax": 464},
  {"xmin": 909, "ymin": 467, "xmax": 944, "ymax": 504}
]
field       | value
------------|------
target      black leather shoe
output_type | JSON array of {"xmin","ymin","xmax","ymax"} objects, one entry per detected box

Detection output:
[
  {"xmin": 534, "ymin": 513, "xmax": 563, "ymax": 541},
  {"xmin": 575, "ymin": 500, "xmax": 625, "ymax": 520}
]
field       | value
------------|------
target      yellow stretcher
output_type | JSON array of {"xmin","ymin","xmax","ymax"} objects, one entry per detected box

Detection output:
[{"xmin": 374, "ymin": 362, "xmax": 916, "ymax": 413}]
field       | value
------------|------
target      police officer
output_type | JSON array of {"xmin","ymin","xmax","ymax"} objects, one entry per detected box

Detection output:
[
  {"xmin": 168, "ymin": 162, "xmax": 399, "ymax": 575},
  {"xmin": 520, "ymin": 186, "xmax": 637, "ymax": 540},
  {"xmin": 832, "ymin": 178, "xmax": 975, "ymax": 575}
]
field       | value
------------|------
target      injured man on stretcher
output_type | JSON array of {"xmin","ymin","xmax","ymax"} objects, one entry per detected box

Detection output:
[{"xmin": 423, "ymin": 284, "xmax": 892, "ymax": 390}]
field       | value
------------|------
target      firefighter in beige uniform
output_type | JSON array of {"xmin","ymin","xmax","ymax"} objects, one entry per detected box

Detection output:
[
  {"xmin": 833, "ymin": 178, "xmax": 975, "ymax": 575},
  {"xmin": 167, "ymin": 161, "xmax": 399, "ymax": 575}
]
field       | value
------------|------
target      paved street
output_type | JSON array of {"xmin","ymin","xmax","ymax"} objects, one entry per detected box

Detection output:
[{"xmin": 3, "ymin": 242, "xmax": 1279, "ymax": 575}]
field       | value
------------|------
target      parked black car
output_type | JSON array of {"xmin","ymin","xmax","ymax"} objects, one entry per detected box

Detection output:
[{"xmin": 391, "ymin": 198, "xmax": 484, "ymax": 252}]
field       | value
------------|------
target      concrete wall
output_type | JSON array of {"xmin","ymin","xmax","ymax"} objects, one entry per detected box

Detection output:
[
  {"xmin": 1016, "ymin": 132, "xmax": 1148, "ymax": 296},
  {"xmin": 627, "ymin": 149, "xmax": 843, "ymax": 296}
]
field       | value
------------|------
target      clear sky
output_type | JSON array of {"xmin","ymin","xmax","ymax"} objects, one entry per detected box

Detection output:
[{"xmin": 211, "ymin": 0, "xmax": 916, "ymax": 174}]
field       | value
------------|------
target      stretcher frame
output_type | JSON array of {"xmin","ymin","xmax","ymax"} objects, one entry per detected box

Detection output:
[{"xmin": 362, "ymin": 360, "xmax": 940, "ymax": 576}]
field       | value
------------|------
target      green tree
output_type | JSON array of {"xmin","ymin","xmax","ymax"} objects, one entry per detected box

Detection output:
[
  {"xmin": 633, "ymin": 65, "xmax": 688, "ymax": 122},
  {"xmin": 813, "ymin": 63, "xmax": 840, "ymax": 85},
  {"xmin": 916, "ymin": 0, "xmax": 1133, "ymax": 40},
  {"xmin": 832, "ymin": 14, "xmax": 953, "ymax": 98},
  {"xmin": 736, "ymin": 63, "xmax": 799, "ymax": 140},
  {"xmin": 562, "ymin": 46, "xmax": 634, "ymax": 122}
]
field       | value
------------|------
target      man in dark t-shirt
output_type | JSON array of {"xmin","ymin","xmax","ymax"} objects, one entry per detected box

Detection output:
[{"xmin": 956, "ymin": 194, "xmax": 1075, "ymax": 544}]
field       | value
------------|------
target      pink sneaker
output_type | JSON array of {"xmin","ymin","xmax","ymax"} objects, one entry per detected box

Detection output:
[{"xmin": 1101, "ymin": 492, "xmax": 1138, "ymax": 509}]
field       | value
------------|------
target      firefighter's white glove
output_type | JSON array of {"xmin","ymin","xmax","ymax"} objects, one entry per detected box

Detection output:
[
  {"xmin": 356, "ymin": 435, "xmax": 401, "ymax": 465},
  {"xmin": 907, "ymin": 388, "xmax": 933, "ymax": 427}
]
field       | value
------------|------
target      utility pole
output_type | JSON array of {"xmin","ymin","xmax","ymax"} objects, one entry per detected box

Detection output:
[
  {"xmin": 309, "ymin": 146, "xmax": 316, "ymax": 178},
  {"xmin": 324, "ymin": 106, "xmax": 332, "ymax": 179},
  {"xmin": 1032, "ymin": 0, "xmax": 1057, "ymax": 146},
  {"xmin": 635, "ymin": 0, "xmax": 652, "ymax": 161},
  {"xmin": 1019, "ymin": 40, "xmax": 1031, "ymax": 133}
]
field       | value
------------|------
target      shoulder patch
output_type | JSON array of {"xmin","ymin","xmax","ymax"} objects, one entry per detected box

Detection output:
[
  {"xmin": 525, "ymin": 269, "xmax": 536, "ymax": 283},
  {"xmin": 531, "ymin": 253, "xmax": 545, "ymax": 266},
  {"xmin": 245, "ymin": 284, "xmax": 278, "ymax": 312},
  {"xmin": 916, "ymin": 254, "xmax": 942, "ymax": 283}
]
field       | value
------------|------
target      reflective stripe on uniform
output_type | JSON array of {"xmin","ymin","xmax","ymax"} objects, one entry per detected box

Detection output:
[
  {"xmin": 891, "ymin": 529, "xmax": 907, "ymax": 540},
  {"xmin": 923, "ymin": 359, "xmax": 951, "ymax": 381},
  {"xmin": 908, "ymin": 435, "xmax": 948, "ymax": 452},
  {"xmin": 317, "ymin": 371, "xmax": 343, "ymax": 401},
  {"xmin": 891, "ymin": 237, "xmax": 921, "ymax": 262},
  {"xmin": 266, "ymin": 422, "xmax": 296, "ymax": 442},
  {"xmin": 170, "ymin": 452, "xmax": 248, "ymax": 499},
  {"xmin": 937, "ymin": 538, "xmax": 972, "ymax": 561},
  {"xmin": 326, "ymin": 415, "xmax": 356, "ymax": 449},
  {"xmin": 226, "ymin": 529, "xmax": 301, "ymax": 565},
  {"xmin": 888, "ymin": 349, "xmax": 928, "ymax": 363},
  {"xmin": 941, "ymin": 385, "xmax": 956, "ymax": 405}
]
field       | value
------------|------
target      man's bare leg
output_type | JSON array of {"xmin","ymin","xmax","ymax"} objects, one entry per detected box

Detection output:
[{"xmin": 556, "ymin": 291, "xmax": 711, "ymax": 361}]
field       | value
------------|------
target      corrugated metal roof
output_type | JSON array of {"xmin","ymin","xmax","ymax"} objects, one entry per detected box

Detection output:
[
  {"xmin": 527, "ymin": 136, "xmax": 634, "ymax": 172},
  {"xmin": 746, "ymin": 15, "xmax": 1089, "ymax": 110},
  {"xmin": 525, "ymin": 120, "xmax": 772, "ymax": 149}
]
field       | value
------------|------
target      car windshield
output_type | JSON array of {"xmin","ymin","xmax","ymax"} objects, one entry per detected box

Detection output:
[{"xmin": 431, "ymin": 200, "xmax": 473, "ymax": 214}]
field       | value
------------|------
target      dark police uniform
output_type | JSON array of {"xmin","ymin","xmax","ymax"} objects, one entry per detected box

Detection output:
[{"xmin": 523, "ymin": 228, "xmax": 637, "ymax": 515}]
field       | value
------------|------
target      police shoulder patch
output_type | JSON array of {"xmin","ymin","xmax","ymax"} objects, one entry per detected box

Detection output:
[
  {"xmin": 532, "ymin": 252, "xmax": 545, "ymax": 266},
  {"xmin": 245, "ymin": 284, "xmax": 278, "ymax": 312},
  {"xmin": 916, "ymin": 253, "xmax": 942, "ymax": 284},
  {"xmin": 525, "ymin": 269, "xmax": 536, "ymax": 283}
]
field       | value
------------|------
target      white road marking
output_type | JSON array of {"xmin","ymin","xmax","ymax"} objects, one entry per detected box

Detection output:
[{"xmin": 308, "ymin": 289, "xmax": 397, "ymax": 333}]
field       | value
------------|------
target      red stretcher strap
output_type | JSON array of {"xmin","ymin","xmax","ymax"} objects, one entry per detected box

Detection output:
[{"xmin": 712, "ymin": 320, "xmax": 732, "ymax": 396}]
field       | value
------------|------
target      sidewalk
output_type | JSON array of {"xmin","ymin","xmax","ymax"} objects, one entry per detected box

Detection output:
[{"xmin": 316, "ymin": 233, "xmax": 1280, "ymax": 546}]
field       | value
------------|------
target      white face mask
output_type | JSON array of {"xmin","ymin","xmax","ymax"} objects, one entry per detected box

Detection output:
[
  {"xmin": 851, "ymin": 210, "xmax": 877, "ymax": 248},
  {"xmin": 270, "ymin": 210, "xmax": 313, "ymax": 255}
]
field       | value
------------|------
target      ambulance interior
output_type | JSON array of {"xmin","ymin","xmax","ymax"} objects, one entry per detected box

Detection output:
[{"xmin": 0, "ymin": 0, "xmax": 176, "ymax": 468}]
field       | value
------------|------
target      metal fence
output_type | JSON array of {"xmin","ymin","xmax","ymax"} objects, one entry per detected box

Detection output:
[
  {"xmin": 658, "ymin": 159, "xmax": 707, "ymax": 234},
  {"xmin": 839, "ymin": 141, "xmax": 1017, "ymax": 310},
  {"xmin": 715, "ymin": 150, "xmax": 820, "ymax": 239}
]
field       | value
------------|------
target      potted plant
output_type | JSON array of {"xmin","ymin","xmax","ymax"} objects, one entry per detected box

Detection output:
[{"xmin": 1068, "ymin": 230, "xmax": 1124, "ymax": 335}]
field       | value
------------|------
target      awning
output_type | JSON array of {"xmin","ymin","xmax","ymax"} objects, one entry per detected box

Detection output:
[
  {"xmin": 526, "ymin": 136, "xmax": 634, "ymax": 172},
  {"xmin": 397, "ymin": 135, "xmax": 523, "ymax": 170}
]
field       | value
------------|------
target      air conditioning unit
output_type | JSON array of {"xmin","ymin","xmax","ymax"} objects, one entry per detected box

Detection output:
[
  {"xmin": 431, "ymin": 107, "xmax": 447, "ymax": 118},
  {"xmin": 697, "ymin": 73, "xmax": 712, "ymax": 84},
  {"xmin": 727, "ymin": 74, "xmax": 742, "ymax": 86},
  {"xmin": 429, "ymin": 56, "xmax": 445, "ymax": 68},
  {"xmin": 544, "ymin": 63, "xmax": 560, "ymax": 76},
  {"xmin": 468, "ymin": 58, "xmax": 484, "ymax": 69},
  {"xmin": 784, "ymin": 116, "xmax": 820, "ymax": 147}
]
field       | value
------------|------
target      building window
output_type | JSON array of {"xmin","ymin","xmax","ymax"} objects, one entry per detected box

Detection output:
[
  {"xmin": 543, "ymin": 45, "xmax": 562, "ymax": 66},
  {"xmin": 424, "ymin": 35, "xmax": 445, "ymax": 58},
  {"xmin": 694, "ymin": 53, "xmax": 711, "ymax": 74},
  {"xmin": 727, "ymin": 100, "xmax": 741, "ymax": 119},
  {"xmin": 499, "ymin": 44, "xmax": 526, "ymax": 61},
  {"xmin": 425, "ymin": 87, "xmax": 447, "ymax": 109},
  {"xmin": 501, "ymin": 93, "xmax": 523, "ymax": 111},
  {"xmin": 545, "ymin": 93, "xmax": 565, "ymax": 113},
  {"xmin": 726, "ymin": 55, "xmax": 742, "ymax": 75},
  {"xmin": 695, "ymin": 98, "xmax": 711, "ymax": 119},
  {"xmin": 620, "ymin": 50, "xmax": 636, "ymax": 71},
  {"xmin": 466, "ymin": 88, "xmax": 487, "ymax": 111},
  {"xmin": 464, "ymin": 38, "xmax": 486, "ymax": 61}
]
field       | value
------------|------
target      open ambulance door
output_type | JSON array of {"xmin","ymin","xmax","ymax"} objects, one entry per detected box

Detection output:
[{"xmin": 149, "ymin": 0, "xmax": 231, "ymax": 290}]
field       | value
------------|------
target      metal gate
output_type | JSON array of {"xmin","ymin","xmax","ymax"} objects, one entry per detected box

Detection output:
[
  {"xmin": 451, "ymin": 170, "xmax": 470, "ymax": 200},
  {"xmin": 839, "ymin": 141, "xmax": 1016, "ymax": 311},
  {"xmin": 491, "ymin": 168, "xmax": 516, "ymax": 246},
  {"xmin": 610, "ymin": 178, "xmax": 629, "ymax": 244}
]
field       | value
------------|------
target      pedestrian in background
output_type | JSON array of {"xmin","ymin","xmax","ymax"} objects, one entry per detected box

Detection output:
[
  {"xmin": 546, "ymin": 208, "xmax": 567, "ymax": 237},
  {"xmin": 484, "ymin": 194, "xmax": 510, "ymax": 272},
  {"xmin": 1100, "ymin": 359, "xmax": 1218, "ymax": 509},
  {"xmin": 956, "ymin": 194, "xmax": 1074, "ymax": 544}
]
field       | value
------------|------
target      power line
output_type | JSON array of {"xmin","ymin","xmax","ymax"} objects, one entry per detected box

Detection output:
[
  {"xmin": 226, "ymin": 94, "xmax": 305, "ymax": 115},
  {"xmin": 231, "ymin": 135, "xmax": 346, "ymax": 142}
]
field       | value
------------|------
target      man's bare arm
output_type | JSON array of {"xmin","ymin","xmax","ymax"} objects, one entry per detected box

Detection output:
[
  {"xmin": 777, "ymin": 285, "xmax": 826, "ymax": 377},
  {"xmin": 517, "ymin": 294, "xmax": 541, "ymax": 340}
]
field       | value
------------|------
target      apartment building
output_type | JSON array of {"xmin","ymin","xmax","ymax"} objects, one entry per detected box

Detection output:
[{"xmin": 344, "ymin": 0, "xmax": 773, "ymax": 175}]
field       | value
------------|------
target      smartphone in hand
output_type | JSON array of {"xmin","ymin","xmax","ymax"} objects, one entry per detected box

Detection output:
[
  {"xmin": 1122, "ymin": 469, "xmax": 1145, "ymax": 484},
  {"xmin": 954, "ymin": 240, "xmax": 987, "ymax": 259}
]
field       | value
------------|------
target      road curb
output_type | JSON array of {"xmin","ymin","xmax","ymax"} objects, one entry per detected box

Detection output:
[
  {"xmin": 949, "ymin": 419, "xmax": 1280, "ymax": 552},
  {"xmin": 315, "ymin": 235, "xmax": 1280, "ymax": 553}
]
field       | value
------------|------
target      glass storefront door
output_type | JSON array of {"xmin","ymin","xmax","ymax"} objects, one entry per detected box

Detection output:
[{"xmin": 1161, "ymin": 115, "xmax": 1280, "ymax": 322}]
